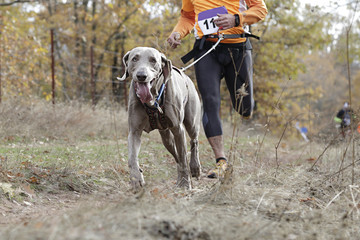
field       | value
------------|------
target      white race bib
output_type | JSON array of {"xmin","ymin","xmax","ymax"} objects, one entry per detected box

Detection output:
[{"xmin": 198, "ymin": 6, "xmax": 228, "ymax": 35}]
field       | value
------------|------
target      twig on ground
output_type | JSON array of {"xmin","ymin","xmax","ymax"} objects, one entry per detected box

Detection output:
[
  {"xmin": 254, "ymin": 191, "xmax": 267, "ymax": 215},
  {"xmin": 254, "ymin": 78, "xmax": 290, "ymax": 166},
  {"xmin": 275, "ymin": 122, "xmax": 288, "ymax": 176},
  {"xmin": 309, "ymin": 131, "xmax": 343, "ymax": 171},
  {"xmin": 325, "ymin": 158, "xmax": 360, "ymax": 182},
  {"xmin": 337, "ymin": 137, "xmax": 351, "ymax": 180},
  {"xmin": 325, "ymin": 190, "xmax": 344, "ymax": 209}
]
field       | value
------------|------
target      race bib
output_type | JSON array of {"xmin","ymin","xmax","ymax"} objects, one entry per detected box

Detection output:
[{"xmin": 198, "ymin": 6, "xmax": 228, "ymax": 35}]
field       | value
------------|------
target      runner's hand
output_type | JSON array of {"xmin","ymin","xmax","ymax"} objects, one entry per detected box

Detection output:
[
  {"xmin": 214, "ymin": 14, "xmax": 236, "ymax": 30},
  {"xmin": 167, "ymin": 32, "xmax": 181, "ymax": 49}
]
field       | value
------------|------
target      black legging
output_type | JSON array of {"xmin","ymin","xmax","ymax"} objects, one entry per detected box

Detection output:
[{"xmin": 194, "ymin": 40, "xmax": 254, "ymax": 138}]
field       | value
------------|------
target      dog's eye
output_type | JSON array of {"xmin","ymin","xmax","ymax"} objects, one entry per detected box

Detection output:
[
  {"xmin": 149, "ymin": 57, "xmax": 156, "ymax": 64},
  {"xmin": 132, "ymin": 56, "xmax": 138, "ymax": 62}
]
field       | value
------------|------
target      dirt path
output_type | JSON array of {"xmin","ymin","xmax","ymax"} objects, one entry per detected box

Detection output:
[
  {"xmin": 1, "ymin": 191, "xmax": 89, "ymax": 226},
  {"xmin": 1, "ymin": 164, "xmax": 360, "ymax": 240},
  {"xmin": 0, "ymin": 175, "xmax": 217, "ymax": 239},
  {"xmin": 1, "ymin": 135, "xmax": 359, "ymax": 239}
]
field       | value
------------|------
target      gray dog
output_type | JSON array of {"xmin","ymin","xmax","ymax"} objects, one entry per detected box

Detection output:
[{"xmin": 118, "ymin": 47, "xmax": 201, "ymax": 190}]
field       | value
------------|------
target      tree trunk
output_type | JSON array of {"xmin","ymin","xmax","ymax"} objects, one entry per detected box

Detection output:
[{"xmin": 111, "ymin": 34, "xmax": 125, "ymax": 103}]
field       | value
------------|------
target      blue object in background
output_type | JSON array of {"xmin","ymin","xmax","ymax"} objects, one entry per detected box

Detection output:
[{"xmin": 300, "ymin": 127, "xmax": 308, "ymax": 134}]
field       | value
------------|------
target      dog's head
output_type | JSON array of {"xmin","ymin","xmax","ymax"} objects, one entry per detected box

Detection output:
[{"xmin": 119, "ymin": 47, "xmax": 172, "ymax": 104}]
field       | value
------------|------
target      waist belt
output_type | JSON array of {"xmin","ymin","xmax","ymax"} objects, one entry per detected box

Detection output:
[
  {"xmin": 181, "ymin": 33, "xmax": 260, "ymax": 64},
  {"xmin": 206, "ymin": 33, "xmax": 260, "ymax": 40}
]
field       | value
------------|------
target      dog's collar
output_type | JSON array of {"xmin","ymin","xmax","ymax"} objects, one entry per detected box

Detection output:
[
  {"xmin": 143, "ymin": 82, "xmax": 167, "ymax": 130},
  {"xmin": 153, "ymin": 83, "xmax": 165, "ymax": 112},
  {"xmin": 141, "ymin": 70, "xmax": 168, "ymax": 113},
  {"xmin": 143, "ymin": 82, "xmax": 166, "ymax": 114}
]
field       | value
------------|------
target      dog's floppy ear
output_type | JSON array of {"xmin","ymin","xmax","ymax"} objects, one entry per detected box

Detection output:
[
  {"xmin": 117, "ymin": 50, "xmax": 131, "ymax": 81},
  {"xmin": 161, "ymin": 53, "xmax": 172, "ymax": 82}
]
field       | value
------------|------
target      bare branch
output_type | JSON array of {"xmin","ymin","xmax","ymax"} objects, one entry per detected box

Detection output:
[{"xmin": 0, "ymin": 0, "xmax": 35, "ymax": 7}]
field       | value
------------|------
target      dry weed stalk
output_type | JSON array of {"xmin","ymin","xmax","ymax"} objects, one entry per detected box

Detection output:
[
  {"xmin": 325, "ymin": 158, "xmax": 360, "ymax": 182},
  {"xmin": 309, "ymin": 131, "xmax": 343, "ymax": 171},
  {"xmin": 325, "ymin": 189, "xmax": 345, "ymax": 209},
  {"xmin": 254, "ymin": 191, "xmax": 267, "ymax": 215},
  {"xmin": 337, "ymin": 136, "xmax": 352, "ymax": 180},
  {"xmin": 344, "ymin": 0, "xmax": 358, "ymax": 184},
  {"xmin": 254, "ymin": 78, "xmax": 290, "ymax": 166},
  {"xmin": 325, "ymin": 185, "xmax": 360, "ymax": 219},
  {"xmin": 227, "ymin": 49, "xmax": 247, "ymax": 167},
  {"xmin": 274, "ymin": 122, "xmax": 288, "ymax": 175}
]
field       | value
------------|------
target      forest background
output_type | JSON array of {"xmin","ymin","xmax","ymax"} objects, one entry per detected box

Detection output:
[{"xmin": 1, "ymin": 0, "xmax": 359, "ymax": 137}]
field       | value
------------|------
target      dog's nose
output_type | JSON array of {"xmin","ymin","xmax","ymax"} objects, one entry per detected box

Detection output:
[{"xmin": 136, "ymin": 73, "xmax": 147, "ymax": 82}]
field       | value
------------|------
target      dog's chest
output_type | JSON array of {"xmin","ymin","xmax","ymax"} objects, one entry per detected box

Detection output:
[{"xmin": 143, "ymin": 105, "xmax": 169, "ymax": 132}]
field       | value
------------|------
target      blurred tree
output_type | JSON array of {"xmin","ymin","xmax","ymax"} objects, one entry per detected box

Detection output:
[
  {"xmin": 1, "ymin": 6, "xmax": 49, "ymax": 99},
  {"xmin": 0, "ymin": 0, "xmax": 34, "ymax": 7},
  {"xmin": 250, "ymin": 0, "xmax": 334, "ymax": 133},
  {"xmin": 0, "ymin": 0, "xmax": 357, "ymax": 135},
  {"xmin": 353, "ymin": 70, "xmax": 360, "ymax": 108},
  {"xmin": 297, "ymin": 52, "xmax": 348, "ymax": 129}
]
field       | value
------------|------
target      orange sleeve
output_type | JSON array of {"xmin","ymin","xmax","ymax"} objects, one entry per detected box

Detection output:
[
  {"xmin": 243, "ymin": 0, "xmax": 268, "ymax": 25},
  {"xmin": 171, "ymin": 0, "xmax": 195, "ymax": 39}
]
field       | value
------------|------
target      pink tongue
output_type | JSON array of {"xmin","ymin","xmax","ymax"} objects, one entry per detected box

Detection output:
[{"xmin": 136, "ymin": 82, "xmax": 152, "ymax": 103}]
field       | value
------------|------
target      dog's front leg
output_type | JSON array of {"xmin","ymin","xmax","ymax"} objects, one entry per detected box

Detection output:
[
  {"xmin": 171, "ymin": 125, "xmax": 191, "ymax": 189},
  {"xmin": 128, "ymin": 129, "xmax": 145, "ymax": 190}
]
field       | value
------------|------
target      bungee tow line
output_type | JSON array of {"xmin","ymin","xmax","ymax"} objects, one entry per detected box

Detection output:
[{"xmin": 180, "ymin": 36, "xmax": 224, "ymax": 72}]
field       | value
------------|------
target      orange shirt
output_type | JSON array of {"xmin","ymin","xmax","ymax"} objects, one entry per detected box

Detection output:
[{"xmin": 172, "ymin": 0, "xmax": 268, "ymax": 44}]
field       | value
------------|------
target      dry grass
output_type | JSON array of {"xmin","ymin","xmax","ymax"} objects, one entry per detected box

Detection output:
[
  {"xmin": 0, "ymin": 99, "xmax": 359, "ymax": 240},
  {"xmin": 0, "ymin": 97, "xmax": 128, "ymax": 141}
]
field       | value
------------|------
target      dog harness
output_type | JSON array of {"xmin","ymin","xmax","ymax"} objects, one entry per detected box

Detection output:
[
  {"xmin": 141, "ymin": 67, "xmax": 186, "ymax": 130},
  {"xmin": 144, "ymin": 89, "xmax": 168, "ymax": 130},
  {"xmin": 135, "ymin": 70, "xmax": 169, "ymax": 130}
]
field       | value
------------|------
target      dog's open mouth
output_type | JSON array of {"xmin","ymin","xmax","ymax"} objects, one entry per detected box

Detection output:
[{"xmin": 135, "ymin": 80, "xmax": 153, "ymax": 103}]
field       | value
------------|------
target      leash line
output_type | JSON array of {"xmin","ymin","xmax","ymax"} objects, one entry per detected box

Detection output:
[{"xmin": 181, "ymin": 37, "xmax": 223, "ymax": 72}]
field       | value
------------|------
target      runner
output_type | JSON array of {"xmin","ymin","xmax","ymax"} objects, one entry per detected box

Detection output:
[{"xmin": 167, "ymin": 0, "xmax": 267, "ymax": 178}]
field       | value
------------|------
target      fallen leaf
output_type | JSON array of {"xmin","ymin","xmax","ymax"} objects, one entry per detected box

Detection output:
[
  {"xmin": 21, "ymin": 161, "xmax": 32, "ymax": 168},
  {"xmin": 16, "ymin": 172, "xmax": 24, "ymax": 177},
  {"xmin": 6, "ymin": 171, "xmax": 17, "ymax": 180},
  {"xmin": 151, "ymin": 188, "xmax": 159, "ymax": 196},
  {"xmin": 299, "ymin": 197, "xmax": 315, "ymax": 202},
  {"xmin": 27, "ymin": 176, "xmax": 40, "ymax": 184}
]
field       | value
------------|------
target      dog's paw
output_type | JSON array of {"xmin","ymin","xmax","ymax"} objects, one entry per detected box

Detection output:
[
  {"xmin": 190, "ymin": 162, "xmax": 201, "ymax": 179},
  {"xmin": 190, "ymin": 165, "xmax": 200, "ymax": 179},
  {"xmin": 130, "ymin": 170, "xmax": 145, "ymax": 191},
  {"xmin": 131, "ymin": 178, "xmax": 145, "ymax": 191},
  {"xmin": 190, "ymin": 169, "xmax": 200, "ymax": 179},
  {"xmin": 177, "ymin": 176, "xmax": 191, "ymax": 189}
]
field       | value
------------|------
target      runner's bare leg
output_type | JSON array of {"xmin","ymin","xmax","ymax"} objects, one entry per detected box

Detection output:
[{"xmin": 208, "ymin": 135, "xmax": 225, "ymax": 160}]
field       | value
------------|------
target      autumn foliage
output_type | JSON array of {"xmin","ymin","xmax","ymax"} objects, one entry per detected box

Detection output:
[{"xmin": 0, "ymin": 0, "xmax": 359, "ymax": 134}]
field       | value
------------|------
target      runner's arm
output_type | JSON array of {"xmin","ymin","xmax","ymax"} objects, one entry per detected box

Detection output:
[
  {"xmin": 171, "ymin": 0, "xmax": 195, "ymax": 39},
  {"xmin": 243, "ymin": 0, "xmax": 268, "ymax": 25}
]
